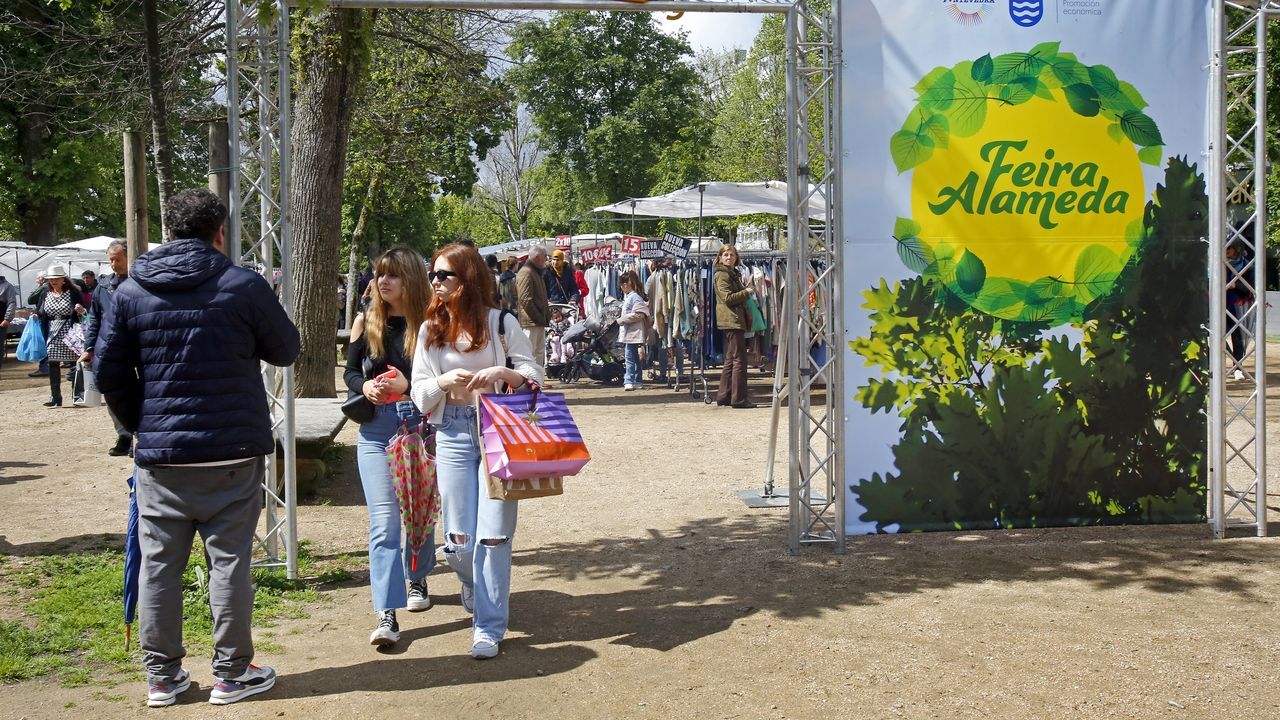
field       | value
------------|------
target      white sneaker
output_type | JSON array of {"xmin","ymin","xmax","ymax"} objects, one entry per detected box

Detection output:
[
  {"xmin": 369, "ymin": 609, "xmax": 400, "ymax": 647},
  {"xmin": 147, "ymin": 668, "xmax": 191, "ymax": 707},
  {"xmin": 624, "ymin": 384, "xmax": 635, "ymax": 391},
  {"xmin": 407, "ymin": 580, "xmax": 431, "ymax": 612},
  {"xmin": 208, "ymin": 664, "xmax": 275, "ymax": 705},
  {"xmin": 1233, "ymin": 368, "xmax": 1246, "ymax": 380},
  {"xmin": 471, "ymin": 635, "xmax": 500, "ymax": 660},
  {"xmin": 460, "ymin": 583, "xmax": 475, "ymax": 614}
]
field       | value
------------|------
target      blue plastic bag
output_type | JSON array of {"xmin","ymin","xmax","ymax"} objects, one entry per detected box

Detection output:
[{"xmin": 16, "ymin": 315, "xmax": 46, "ymax": 362}]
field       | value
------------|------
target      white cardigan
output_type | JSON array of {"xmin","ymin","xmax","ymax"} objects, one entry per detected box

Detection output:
[{"xmin": 410, "ymin": 308, "xmax": 545, "ymax": 422}]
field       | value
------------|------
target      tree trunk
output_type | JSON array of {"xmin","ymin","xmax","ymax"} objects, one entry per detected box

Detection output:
[
  {"xmin": 143, "ymin": 0, "xmax": 174, "ymax": 229},
  {"xmin": 289, "ymin": 6, "xmax": 371, "ymax": 397},
  {"xmin": 346, "ymin": 172, "xmax": 380, "ymax": 329},
  {"xmin": 15, "ymin": 110, "xmax": 60, "ymax": 246}
]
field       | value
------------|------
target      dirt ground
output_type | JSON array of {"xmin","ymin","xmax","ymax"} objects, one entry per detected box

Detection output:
[{"xmin": 3, "ymin": 353, "xmax": 1280, "ymax": 720}]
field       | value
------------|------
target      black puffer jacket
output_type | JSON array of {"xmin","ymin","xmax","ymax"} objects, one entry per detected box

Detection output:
[{"xmin": 94, "ymin": 239, "xmax": 300, "ymax": 466}]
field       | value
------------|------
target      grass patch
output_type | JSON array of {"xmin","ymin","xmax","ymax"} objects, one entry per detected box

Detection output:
[{"xmin": 0, "ymin": 540, "xmax": 335, "ymax": 685}]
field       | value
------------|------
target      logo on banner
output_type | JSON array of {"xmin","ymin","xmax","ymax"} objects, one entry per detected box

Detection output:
[
  {"xmin": 1009, "ymin": 0, "xmax": 1044, "ymax": 27},
  {"xmin": 889, "ymin": 41, "xmax": 1161, "ymax": 324},
  {"xmin": 580, "ymin": 245, "xmax": 613, "ymax": 263},
  {"xmin": 660, "ymin": 232, "xmax": 691, "ymax": 260},
  {"xmin": 943, "ymin": 0, "xmax": 994, "ymax": 26}
]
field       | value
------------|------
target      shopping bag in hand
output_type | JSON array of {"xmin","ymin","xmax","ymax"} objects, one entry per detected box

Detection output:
[
  {"xmin": 477, "ymin": 389, "xmax": 590, "ymax": 481},
  {"xmin": 16, "ymin": 316, "xmax": 46, "ymax": 362}
]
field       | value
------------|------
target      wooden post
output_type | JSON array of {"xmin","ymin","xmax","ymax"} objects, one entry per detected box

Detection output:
[
  {"xmin": 208, "ymin": 120, "xmax": 233, "ymax": 257},
  {"xmin": 123, "ymin": 130, "xmax": 149, "ymax": 262}
]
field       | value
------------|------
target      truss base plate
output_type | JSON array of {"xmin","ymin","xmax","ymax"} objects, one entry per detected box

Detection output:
[{"xmin": 737, "ymin": 489, "xmax": 827, "ymax": 508}]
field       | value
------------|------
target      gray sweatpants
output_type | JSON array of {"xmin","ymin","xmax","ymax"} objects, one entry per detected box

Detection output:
[{"xmin": 135, "ymin": 458, "xmax": 264, "ymax": 682}]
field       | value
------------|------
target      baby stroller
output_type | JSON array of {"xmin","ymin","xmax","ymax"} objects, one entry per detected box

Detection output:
[
  {"xmin": 556, "ymin": 298, "xmax": 625, "ymax": 385},
  {"xmin": 545, "ymin": 303, "xmax": 579, "ymax": 381}
]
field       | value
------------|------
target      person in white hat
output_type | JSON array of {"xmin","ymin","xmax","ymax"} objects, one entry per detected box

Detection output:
[{"xmin": 30, "ymin": 263, "xmax": 85, "ymax": 406}]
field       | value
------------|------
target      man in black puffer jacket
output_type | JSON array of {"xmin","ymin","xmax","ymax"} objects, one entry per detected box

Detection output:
[{"xmin": 96, "ymin": 188, "xmax": 299, "ymax": 707}]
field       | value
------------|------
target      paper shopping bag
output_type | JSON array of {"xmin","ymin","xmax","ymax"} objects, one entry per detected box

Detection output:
[{"xmin": 477, "ymin": 390, "xmax": 590, "ymax": 481}]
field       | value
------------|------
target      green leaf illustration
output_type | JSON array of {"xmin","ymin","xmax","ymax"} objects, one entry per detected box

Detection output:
[
  {"xmin": 1118, "ymin": 80, "xmax": 1148, "ymax": 110},
  {"xmin": 1118, "ymin": 110, "xmax": 1164, "ymax": 147},
  {"xmin": 944, "ymin": 73, "xmax": 990, "ymax": 137},
  {"xmin": 1030, "ymin": 41, "xmax": 1061, "ymax": 59},
  {"xmin": 894, "ymin": 216, "xmax": 922, "ymax": 240},
  {"xmin": 972, "ymin": 53, "xmax": 994, "ymax": 83},
  {"xmin": 1063, "ymin": 83, "xmax": 1101, "ymax": 117},
  {"xmin": 919, "ymin": 70, "xmax": 957, "ymax": 112},
  {"xmin": 1047, "ymin": 56, "xmax": 1089, "ymax": 87},
  {"xmin": 955, "ymin": 251, "xmax": 987, "ymax": 295},
  {"xmin": 992, "ymin": 51, "xmax": 1045, "ymax": 84},
  {"xmin": 904, "ymin": 111, "xmax": 950, "ymax": 151},
  {"xmin": 1138, "ymin": 145, "xmax": 1163, "ymax": 166},
  {"xmin": 1073, "ymin": 245, "xmax": 1122, "ymax": 303},
  {"xmin": 998, "ymin": 76, "xmax": 1039, "ymax": 106},
  {"xmin": 896, "ymin": 236, "xmax": 934, "ymax": 274},
  {"xmin": 1106, "ymin": 122, "xmax": 1126, "ymax": 144},
  {"xmin": 890, "ymin": 129, "xmax": 935, "ymax": 173},
  {"xmin": 1089, "ymin": 65, "xmax": 1123, "ymax": 99}
]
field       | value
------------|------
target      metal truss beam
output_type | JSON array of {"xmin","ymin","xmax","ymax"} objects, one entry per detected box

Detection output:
[
  {"xmin": 784, "ymin": 0, "xmax": 844, "ymax": 553},
  {"xmin": 227, "ymin": 0, "xmax": 299, "ymax": 576},
  {"xmin": 232, "ymin": 0, "xmax": 842, "ymax": 562},
  {"xmin": 1209, "ymin": 0, "xmax": 1269, "ymax": 538}
]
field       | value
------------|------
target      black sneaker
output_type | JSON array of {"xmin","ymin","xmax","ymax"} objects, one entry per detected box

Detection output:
[
  {"xmin": 108, "ymin": 437, "xmax": 131, "ymax": 457},
  {"xmin": 369, "ymin": 609, "xmax": 399, "ymax": 646},
  {"xmin": 406, "ymin": 580, "xmax": 431, "ymax": 612}
]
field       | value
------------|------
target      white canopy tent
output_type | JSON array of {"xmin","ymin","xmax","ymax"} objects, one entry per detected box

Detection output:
[
  {"xmin": 56, "ymin": 236, "xmax": 159, "ymax": 253},
  {"xmin": 593, "ymin": 181, "xmax": 827, "ymax": 221}
]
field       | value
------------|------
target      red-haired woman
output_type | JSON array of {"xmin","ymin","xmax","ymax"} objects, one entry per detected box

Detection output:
[
  {"xmin": 410, "ymin": 243, "xmax": 543, "ymax": 660},
  {"xmin": 346, "ymin": 247, "xmax": 435, "ymax": 648}
]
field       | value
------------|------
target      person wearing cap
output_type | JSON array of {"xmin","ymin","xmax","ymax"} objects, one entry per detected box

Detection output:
[
  {"xmin": 543, "ymin": 248, "xmax": 580, "ymax": 307},
  {"xmin": 31, "ymin": 263, "xmax": 86, "ymax": 407}
]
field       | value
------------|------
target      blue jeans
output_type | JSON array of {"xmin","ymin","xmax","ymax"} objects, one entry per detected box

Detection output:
[
  {"xmin": 436, "ymin": 404, "xmax": 518, "ymax": 642},
  {"xmin": 356, "ymin": 400, "xmax": 436, "ymax": 611},
  {"xmin": 623, "ymin": 343, "xmax": 641, "ymax": 386}
]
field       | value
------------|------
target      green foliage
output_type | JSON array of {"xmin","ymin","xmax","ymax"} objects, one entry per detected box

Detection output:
[
  {"xmin": 892, "ymin": 46, "xmax": 1159, "ymax": 175},
  {"xmin": 507, "ymin": 11, "xmax": 703, "ymax": 212},
  {"xmin": 850, "ymin": 157, "xmax": 1208, "ymax": 532}
]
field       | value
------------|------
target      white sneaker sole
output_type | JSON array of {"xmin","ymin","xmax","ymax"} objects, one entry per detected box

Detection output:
[
  {"xmin": 471, "ymin": 641, "xmax": 500, "ymax": 660},
  {"xmin": 370, "ymin": 628, "xmax": 400, "ymax": 646},
  {"xmin": 207, "ymin": 675, "xmax": 276, "ymax": 705},
  {"xmin": 406, "ymin": 596, "xmax": 431, "ymax": 612},
  {"xmin": 147, "ymin": 675, "xmax": 191, "ymax": 707}
]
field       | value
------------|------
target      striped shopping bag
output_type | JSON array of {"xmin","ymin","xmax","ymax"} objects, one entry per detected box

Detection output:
[{"xmin": 477, "ymin": 390, "xmax": 590, "ymax": 481}]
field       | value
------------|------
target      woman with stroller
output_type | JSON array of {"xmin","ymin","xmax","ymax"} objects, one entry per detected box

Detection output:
[
  {"xmin": 411, "ymin": 243, "xmax": 544, "ymax": 660},
  {"xmin": 617, "ymin": 270, "xmax": 650, "ymax": 391},
  {"xmin": 345, "ymin": 247, "xmax": 435, "ymax": 648}
]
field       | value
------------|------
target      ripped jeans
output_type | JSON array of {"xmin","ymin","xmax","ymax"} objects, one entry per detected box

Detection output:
[{"xmin": 436, "ymin": 404, "xmax": 518, "ymax": 642}]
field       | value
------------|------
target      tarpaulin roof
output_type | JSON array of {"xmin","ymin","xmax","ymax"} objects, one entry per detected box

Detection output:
[{"xmin": 593, "ymin": 181, "xmax": 827, "ymax": 221}]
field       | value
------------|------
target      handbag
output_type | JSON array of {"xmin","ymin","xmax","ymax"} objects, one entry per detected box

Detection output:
[
  {"xmin": 745, "ymin": 295, "xmax": 766, "ymax": 334},
  {"xmin": 16, "ymin": 314, "xmax": 46, "ymax": 362},
  {"xmin": 477, "ymin": 387, "xmax": 591, "ymax": 481},
  {"xmin": 341, "ymin": 355, "xmax": 376, "ymax": 424}
]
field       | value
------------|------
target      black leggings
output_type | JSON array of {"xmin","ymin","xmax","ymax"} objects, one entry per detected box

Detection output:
[{"xmin": 47, "ymin": 361, "xmax": 68, "ymax": 404}]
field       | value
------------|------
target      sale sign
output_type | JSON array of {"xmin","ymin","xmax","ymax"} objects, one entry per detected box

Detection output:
[
  {"xmin": 554, "ymin": 235, "xmax": 572, "ymax": 249},
  {"xmin": 580, "ymin": 245, "xmax": 614, "ymax": 263},
  {"xmin": 621, "ymin": 235, "xmax": 644, "ymax": 254}
]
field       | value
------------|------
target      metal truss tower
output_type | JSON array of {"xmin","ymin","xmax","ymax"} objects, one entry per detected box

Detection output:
[
  {"xmin": 1209, "ymin": 0, "xmax": 1271, "ymax": 538},
  {"xmin": 226, "ymin": 0, "xmax": 298, "ymax": 575}
]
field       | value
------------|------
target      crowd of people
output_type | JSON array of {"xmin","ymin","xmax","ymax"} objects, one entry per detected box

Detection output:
[{"xmin": 5, "ymin": 184, "xmax": 769, "ymax": 707}]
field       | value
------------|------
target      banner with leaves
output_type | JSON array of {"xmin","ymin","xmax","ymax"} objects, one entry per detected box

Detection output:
[{"xmin": 840, "ymin": 1, "xmax": 1211, "ymax": 534}]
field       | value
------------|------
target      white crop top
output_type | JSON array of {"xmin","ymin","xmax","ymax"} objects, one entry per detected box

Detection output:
[{"xmin": 441, "ymin": 339, "xmax": 494, "ymax": 374}]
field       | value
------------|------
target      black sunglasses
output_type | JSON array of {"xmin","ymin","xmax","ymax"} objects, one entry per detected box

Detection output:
[{"xmin": 428, "ymin": 270, "xmax": 459, "ymax": 282}]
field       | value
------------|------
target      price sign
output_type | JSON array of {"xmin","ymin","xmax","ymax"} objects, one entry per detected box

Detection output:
[
  {"xmin": 621, "ymin": 235, "xmax": 643, "ymax": 254},
  {"xmin": 554, "ymin": 235, "xmax": 572, "ymax": 249},
  {"xmin": 660, "ymin": 231, "xmax": 691, "ymax": 260},
  {"xmin": 639, "ymin": 239, "xmax": 664, "ymax": 260},
  {"xmin": 580, "ymin": 244, "xmax": 614, "ymax": 263}
]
